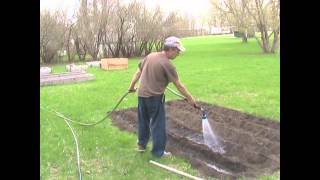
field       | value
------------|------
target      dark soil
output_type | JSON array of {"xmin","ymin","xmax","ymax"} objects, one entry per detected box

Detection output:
[{"xmin": 111, "ymin": 100, "xmax": 280, "ymax": 180}]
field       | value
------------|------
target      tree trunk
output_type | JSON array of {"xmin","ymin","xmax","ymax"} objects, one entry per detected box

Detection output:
[
  {"xmin": 259, "ymin": 24, "xmax": 271, "ymax": 53},
  {"xmin": 66, "ymin": 26, "xmax": 73, "ymax": 63},
  {"xmin": 107, "ymin": 44, "xmax": 115, "ymax": 57},
  {"xmin": 242, "ymin": 34, "xmax": 248, "ymax": 43},
  {"xmin": 102, "ymin": 34, "xmax": 110, "ymax": 58},
  {"xmin": 74, "ymin": 37, "xmax": 87, "ymax": 61},
  {"xmin": 91, "ymin": 51, "xmax": 98, "ymax": 61},
  {"xmin": 242, "ymin": 29, "xmax": 248, "ymax": 43},
  {"xmin": 270, "ymin": 29, "xmax": 280, "ymax": 53},
  {"xmin": 74, "ymin": 38, "xmax": 81, "ymax": 60},
  {"xmin": 103, "ymin": 46, "xmax": 108, "ymax": 58}
]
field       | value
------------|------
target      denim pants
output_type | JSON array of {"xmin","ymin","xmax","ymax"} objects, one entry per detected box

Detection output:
[{"xmin": 137, "ymin": 94, "xmax": 166, "ymax": 157}]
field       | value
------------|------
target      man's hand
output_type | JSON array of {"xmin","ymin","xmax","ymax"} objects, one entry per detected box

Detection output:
[
  {"xmin": 193, "ymin": 103, "xmax": 201, "ymax": 110},
  {"xmin": 128, "ymin": 68, "xmax": 141, "ymax": 93},
  {"xmin": 128, "ymin": 87, "xmax": 137, "ymax": 93},
  {"xmin": 186, "ymin": 98, "xmax": 200, "ymax": 109}
]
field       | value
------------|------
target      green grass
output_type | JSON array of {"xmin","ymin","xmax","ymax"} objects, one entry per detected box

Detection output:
[{"xmin": 40, "ymin": 34, "xmax": 279, "ymax": 179}]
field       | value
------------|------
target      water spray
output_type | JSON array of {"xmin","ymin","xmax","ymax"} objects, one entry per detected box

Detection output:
[
  {"xmin": 201, "ymin": 110, "xmax": 225, "ymax": 154},
  {"xmin": 166, "ymin": 87, "xmax": 225, "ymax": 153},
  {"xmin": 41, "ymin": 87, "xmax": 224, "ymax": 180}
]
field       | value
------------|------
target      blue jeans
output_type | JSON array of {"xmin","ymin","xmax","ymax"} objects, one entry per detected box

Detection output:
[{"xmin": 137, "ymin": 94, "xmax": 166, "ymax": 157}]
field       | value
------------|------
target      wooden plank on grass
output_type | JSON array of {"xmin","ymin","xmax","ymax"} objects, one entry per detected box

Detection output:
[
  {"xmin": 40, "ymin": 72, "xmax": 95, "ymax": 86},
  {"xmin": 101, "ymin": 58, "xmax": 128, "ymax": 70}
]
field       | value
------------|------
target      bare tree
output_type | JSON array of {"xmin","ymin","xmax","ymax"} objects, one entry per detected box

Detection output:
[
  {"xmin": 211, "ymin": 0, "xmax": 279, "ymax": 53},
  {"xmin": 163, "ymin": 12, "xmax": 181, "ymax": 37},
  {"xmin": 103, "ymin": 1, "xmax": 166, "ymax": 57},
  {"xmin": 172, "ymin": 12, "xmax": 191, "ymax": 38},
  {"xmin": 40, "ymin": 10, "xmax": 68, "ymax": 64},
  {"xmin": 206, "ymin": 5, "xmax": 230, "ymax": 32},
  {"xmin": 75, "ymin": 0, "xmax": 105, "ymax": 61},
  {"xmin": 72, "ymin": 1, "xmax": 88, "ymax": 61},
  {"xmin": 131, "ymin": 4, "xmax": 153, "ymax": 56},
  {"xmin": 97, "ymin": 0, "xmax": 116, "ymax": 58},
  {"xmin": 64, "ymin": 21, "xmax": 76, "ymax": 63},
  {"xmin": 244, "ymin": 0, "xmax": 280, "ymax": 53},
  {"xmin": 139, "ymin": 6, "xmax": 165, "ymax": 55},
  {"xmin": 99, "ymin": 0, "xmax": 132, "ymax": 58},
  {"xmin": 211, "ymin": 0, "xmax": 255, "ymax": 43},
  {"xmin": 42, "ymin": 0, "xmax": 208, "ymax": 63},
  {"xmin": 109, "ymin": 4, "xmax": 129, "ymax": 57},
  {"xmin": 73, "ymin": 30, "xmax": 88, "ymax": 61},
  {"xmin": 268, "ymin": 0, "xmax": 280, "ymax": 53}
]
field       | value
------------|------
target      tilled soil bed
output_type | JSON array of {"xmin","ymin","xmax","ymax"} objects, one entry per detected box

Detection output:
[{"xmin": 111, "ymin": 100, "xmax": 280, "ymax": 179}]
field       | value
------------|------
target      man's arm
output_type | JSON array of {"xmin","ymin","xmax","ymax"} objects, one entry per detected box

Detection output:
[
  {"xmin": 128, "ymin": 68, "xmax": 141, "ymax": 92},
  {"xmin": 172, "ymin": 79, "xmax": 198, "ymax": 108}
]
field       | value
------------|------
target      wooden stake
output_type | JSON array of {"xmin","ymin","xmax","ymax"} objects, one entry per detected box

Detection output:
[{"xmin": 149, "ymin": 160, "xmax": 204, "ymax": 180}]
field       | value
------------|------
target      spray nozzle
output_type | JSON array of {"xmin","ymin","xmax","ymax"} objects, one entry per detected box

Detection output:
[
  {"xmin": 202, "ymin": 112, "xmax": 207, "ymax": 119},
  {"xmin": 201, "ymin": 109, "xmax": 207, "ymax": 120}
]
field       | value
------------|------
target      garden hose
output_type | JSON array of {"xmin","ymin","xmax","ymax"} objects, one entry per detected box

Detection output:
[
  {"xmin": 166, "ymin": 86, "xmax": 186, "ymax": 99},
  {"xmin": 42, "ymin": 88, "xmax": 194, "ymax": 127},
  {"xmin": 60, "ymin": 112, "xmax": 82, "ymax": 180},
  {"xmin": 40, "ymin": 91, "xmax": 131, "ymax": 180},
  {"xmin": 40, "ymin": 105, "xmax": 83, "ymax": 180},
  {"xmin": 41, "ymin": 91, "xmax": 130, "ymax": 127},
  {"xmin": 166, "ymin": 87, "xmax": 205, "ymax": 112},
  {"xmin": 40, "ymin": 88, "xmax": 198, "ymax": 180}
]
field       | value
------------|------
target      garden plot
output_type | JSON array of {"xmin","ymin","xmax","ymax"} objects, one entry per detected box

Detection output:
[
  {"xmin": 111, "ymin": 100, "xmax": 280, "ymax": 180},
  {"xmin": 40, "ymin": 72, "xmax": 95, "ymax": 86}
]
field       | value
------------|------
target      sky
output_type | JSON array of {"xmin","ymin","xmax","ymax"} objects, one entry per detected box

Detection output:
[
  {"xmin": 40, "ymin": 0, "xmax": 80, "ymax": 18},
  {"xmin": 40, "ymin": 0, "xmax": 212, "ymax": 20},
  {"xmin": 40, "ymin": 0, "xmax": 80, "ymax": 12},
  {"xmin": 138, "ymin": 0, "xmax": 211, "ymax": 17}
]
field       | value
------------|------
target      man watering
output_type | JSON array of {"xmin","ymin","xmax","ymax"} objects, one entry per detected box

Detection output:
[{"xmin": 128, "ymin": 36, "xmax": 198, "ymax": 157}]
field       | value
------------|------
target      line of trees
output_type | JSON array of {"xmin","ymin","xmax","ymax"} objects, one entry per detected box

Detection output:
[
  {"xmin": 40, "ymin": 0, "xmax": 280, "ymax": 64},
  {"xmin": 40, "ymin": 0, "xmax": 201, "ymax": 64},
  {"xmin": 211, "ymin": 0, "xmax": 280, "ymax": 53}
]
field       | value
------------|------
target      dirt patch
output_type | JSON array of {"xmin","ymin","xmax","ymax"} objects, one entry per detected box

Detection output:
[{"xmin": 111, "ymin": 100, "xmax": 280, "ymax": 179}]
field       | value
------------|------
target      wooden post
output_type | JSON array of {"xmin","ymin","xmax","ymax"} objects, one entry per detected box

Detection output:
[{"xmin": 149, "ymin": 160, "xmax": 204, "ymax": 180}]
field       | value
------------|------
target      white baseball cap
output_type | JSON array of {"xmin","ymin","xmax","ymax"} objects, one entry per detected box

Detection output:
[{"xmin": 164, "ymin": 36, "xmax": 186, "ymax": 52}]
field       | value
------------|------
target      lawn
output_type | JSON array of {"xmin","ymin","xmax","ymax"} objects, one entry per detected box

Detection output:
[{"xmin": 40, "ymin": 34, "xmax": 279, "ymax": 179}]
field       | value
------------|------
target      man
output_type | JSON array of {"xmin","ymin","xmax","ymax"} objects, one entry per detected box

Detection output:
[{"xmin": 128, "ymin": 36, "xmax": 198, "ymax": 158}]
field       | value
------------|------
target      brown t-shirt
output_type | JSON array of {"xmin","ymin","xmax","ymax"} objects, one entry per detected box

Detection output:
[{"xmin": 138, "ymin": 52, "xmax": 178, "ymax": 97}]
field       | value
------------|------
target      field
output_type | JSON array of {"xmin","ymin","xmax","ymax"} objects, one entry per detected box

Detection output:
[{"xmin": 40, "ymin": 34, "xmax": 280, "ymax": 179}]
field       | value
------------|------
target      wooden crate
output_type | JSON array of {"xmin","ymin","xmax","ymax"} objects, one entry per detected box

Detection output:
[{"xmin": 101, "ymin": 58, "xmax": 128, "ymax": 70}]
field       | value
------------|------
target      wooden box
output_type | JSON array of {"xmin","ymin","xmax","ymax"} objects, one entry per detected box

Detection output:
[{"xmin": 101, "ymin": 58, "xmax": 128, "ymax": 70}]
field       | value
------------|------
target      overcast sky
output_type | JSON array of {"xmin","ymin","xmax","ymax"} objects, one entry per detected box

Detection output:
[{"xmin": 40, "ymin": 0, "xmax": 212, "ymax": 20}]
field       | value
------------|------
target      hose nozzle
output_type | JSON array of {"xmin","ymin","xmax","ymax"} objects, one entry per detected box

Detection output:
[
  {"xmin": 197, "ymin": 106, "xmax": 207, "ymax": 120},
  {"xmin": 201, "ymin": 110, "xmax": 207, "ymax": 120}
]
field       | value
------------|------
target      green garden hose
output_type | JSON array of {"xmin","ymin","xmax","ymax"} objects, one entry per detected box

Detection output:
[
  {"xmin": 40, "ymin": 87, "xmax": 198, "ymax": 180},
  {"xmin": 41, "ymin": 91, "xmax": 130, "ymax": 127},
  {"xmin": 40, "ymin": 91, "xmax": 130, "ymax": 180}
]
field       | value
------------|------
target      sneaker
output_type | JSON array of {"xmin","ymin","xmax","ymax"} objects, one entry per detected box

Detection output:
[
  {"xmin": 136, "ymin": 145, "xmax": 146, "ymax": 152},
  {"xmin": 162, "ymin": 151, "xmax": 172, "ymax": 157}
]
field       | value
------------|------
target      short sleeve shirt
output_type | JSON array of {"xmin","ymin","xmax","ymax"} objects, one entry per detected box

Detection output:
[{"xmin": 137, "ymin": 52, "xmax": 178, "ymax": 97}]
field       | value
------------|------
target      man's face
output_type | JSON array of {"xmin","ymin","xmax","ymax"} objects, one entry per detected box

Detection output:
[{"xmin": 169, "ymin": 48, "xmax": 181, "ymax": 59}]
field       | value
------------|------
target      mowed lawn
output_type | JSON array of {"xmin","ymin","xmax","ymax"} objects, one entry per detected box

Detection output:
[{"xmin": 40, "ymin": 34, "xmax": 280, "ymax": 179}]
